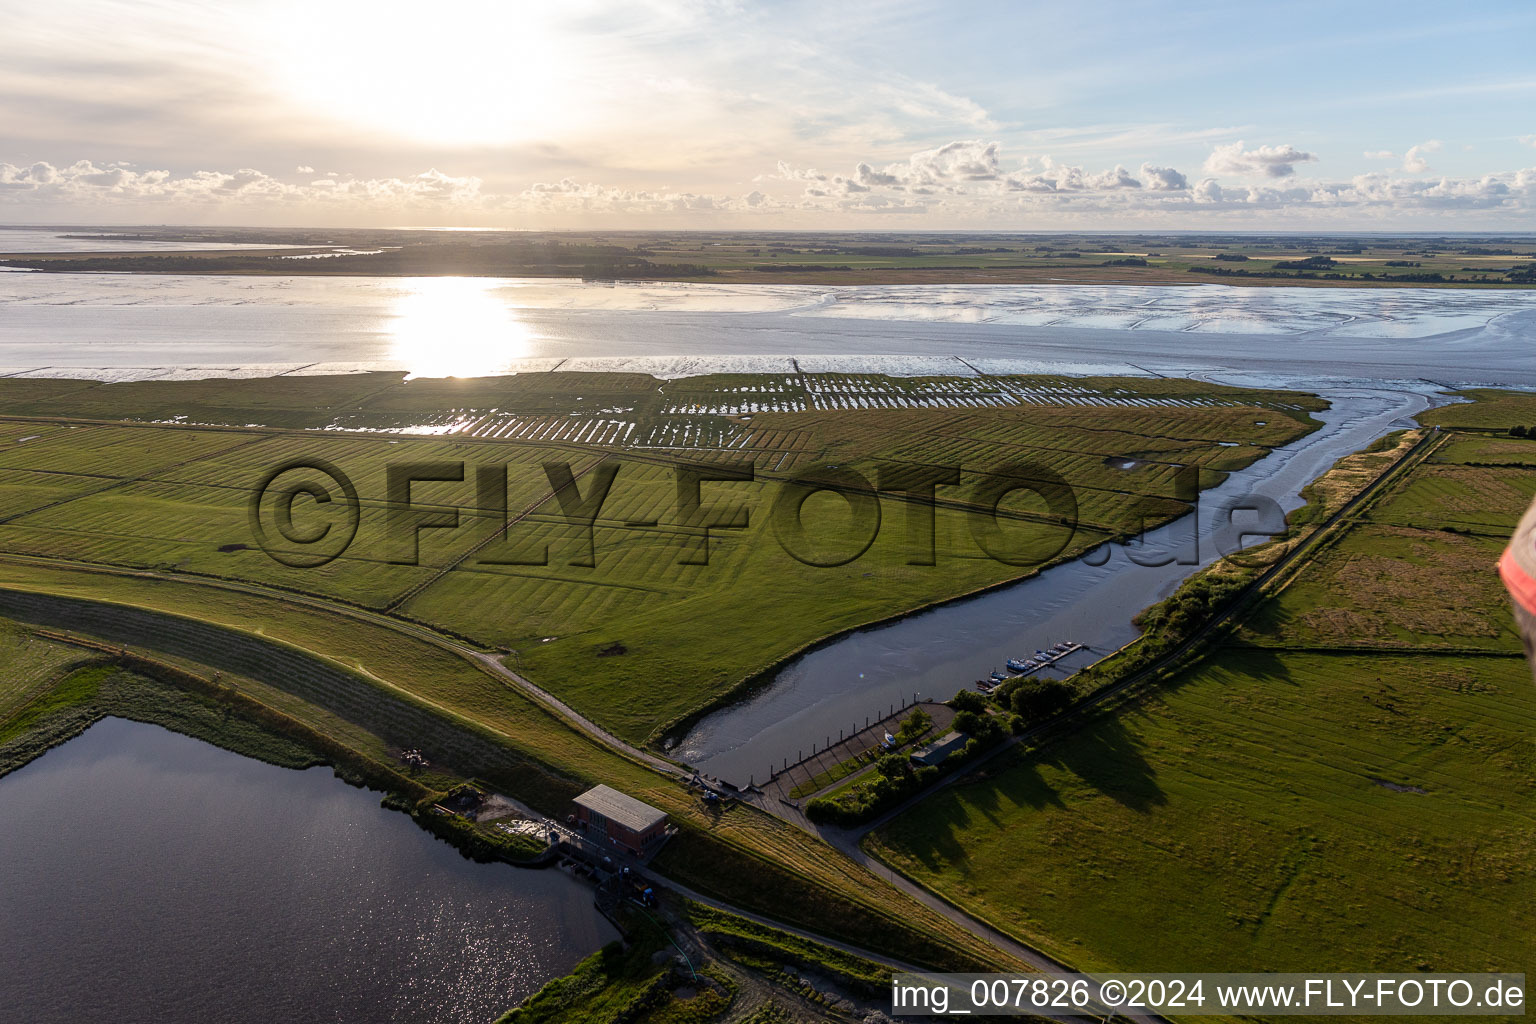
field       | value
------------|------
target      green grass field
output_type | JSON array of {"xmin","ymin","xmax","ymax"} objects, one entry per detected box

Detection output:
[
  {"xmin": 1419, "ymin": 391, "xmax": 1536, "ymax": 431},
  {"xmin": 866, "ymin": 424, "xmax": 1536, "ymax": 975},
  {"xmin": 8, "ymin": 229, "xmax": 1535, "ymax": 288},
  {"xmin": 0, "ymin": 618, "xmax": 89, "ymax": 720},
  {"xmin": 0, "ymin": 371, "xmax": 1318, "ymax": 744},
  {"xmin": 1242, "ymin": 432, "xmax": 1534, "ymax": 653}
]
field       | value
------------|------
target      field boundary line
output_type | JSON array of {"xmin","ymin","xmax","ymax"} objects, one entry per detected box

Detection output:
[
  {"xmin": 0, "ymin": 432, "xmax": 272, "ymax": 526},
  {"xmin": 381, "ymin": 453, "xmax": 609, "ymax": 613}
]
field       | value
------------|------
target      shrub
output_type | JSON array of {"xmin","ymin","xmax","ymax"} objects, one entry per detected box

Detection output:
[
  {"xmin": 894, "ymin": 707, "xmax": 932, "ymax": 745},
  {"xmin": 804, "ymin": 764, "xmax": 940, "ymax": 826}
]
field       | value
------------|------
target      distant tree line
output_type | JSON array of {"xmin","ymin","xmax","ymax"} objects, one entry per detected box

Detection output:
[
  {"xmin": 749, "ymin": 263, "xmax": 853, "ymax": 273},
  {"xmin": 1271, "ymin": 256, "xmax": 1336, "ymax": 270},
  {"xmin": 1187, "ymin": 265, "xmax": 1528, "ymax": 285},
  {"xmin": 0, "ymin": 244, "xmax": 718, "ymax": 281},
  {"xmin": 580, "ymin": 257, "xmax": 715, "ymax": 280}
]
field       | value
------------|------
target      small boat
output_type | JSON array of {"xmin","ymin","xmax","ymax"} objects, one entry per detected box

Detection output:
[
  {"xmin": 1006, "ymin": 658, "xmax": 1029, "ymax": 673},
  {"xmin": 989, "ymin": 670, "xmax": 1007, "ymax": 683}
]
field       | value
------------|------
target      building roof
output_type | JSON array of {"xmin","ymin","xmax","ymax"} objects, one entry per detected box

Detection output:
[
  {"xmin": 574, "ymin": 784, "xmax": 667, "ymax": 833},
  {"xmin": 911, "ymin": 731, "xmax": 968, "ymax": 765}
]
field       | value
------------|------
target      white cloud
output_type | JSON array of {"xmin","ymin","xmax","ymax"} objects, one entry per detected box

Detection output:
[
  {"xmin": 0, "ymin": 160, "xmax": 484, "ymax": 207},
  {"xmin": 854, "ymin": 162, "xmax": 900, "ymax": 187},
  {"xmin": 766, "ymin": 161, "xmax": 827, "ymax": 182},
  {"xmin": 4, "ymin": 149, "xmax": 1536, "ymax": 229},
  {"xmin": 1192, "ymin": 177, "xmax": 1224, "ymax": 202},
  {"xmin": 1402, "ymin": 139, "xmax": 1442, "ymax": 173},
  {"xmin": 1090, "ymin": 165, "xmax": 1141, "ymax": 190},
  {"xmin": 0, "ymin": 161, "xmax": 59, "ymax": 186},
  {"xmin": 805, "ymin": 140, "xmax": 1005, "ymax": 190},
  {"xmin": 905, "ymin": 140, "xmax": 1003, "ymax": 181},
  {"xmin": 1139, "ymin": 163, "xmax": 1188, "ymax": 190},
  {"xmin": 802, "ymin": 144, "xmax": 1198, "ymax": 200},
  {"xmin": 1004, "ymin": 174, "xmax": 1061, "ymax": 193},
  {"xmin": 870, "ymin": 80, "xmax": 996, "ymax": 133},
  {"xmin": 517, "ymin": 176, "xmax": 788, "ymax": 216},
  {"xmin": 1204, "ymin": 140, "xmax": 1318, "ymax": 178}
]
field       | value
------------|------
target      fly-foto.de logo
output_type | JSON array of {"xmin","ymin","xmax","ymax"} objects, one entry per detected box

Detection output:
[{"xmin": 247, "ymin": 457, "xmax": 1286, "ymax": 572}]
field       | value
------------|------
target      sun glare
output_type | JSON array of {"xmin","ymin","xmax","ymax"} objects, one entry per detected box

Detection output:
[
  {"xmin": 389, "ymin": 278, "xmax": 536, "ymax": 379},
  {"xmin": 260, "ymin": 2, "xmax": 583, "ymax": 146}
]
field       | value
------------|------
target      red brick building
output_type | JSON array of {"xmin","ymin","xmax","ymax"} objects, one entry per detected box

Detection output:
[{"xmin": 572, "ymin": 784, "xmax": 669, "ymax": 856}]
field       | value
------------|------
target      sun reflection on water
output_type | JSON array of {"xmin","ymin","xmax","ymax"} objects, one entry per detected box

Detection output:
[{"xmin": 389, "ymin": 278, "xmax": 535, "ymax": 379}]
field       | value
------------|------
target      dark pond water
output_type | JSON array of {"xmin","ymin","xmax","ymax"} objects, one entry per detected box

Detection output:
[{"xmin": 0, "ymin": 717, "xmax": 616, "ymax": 1024}]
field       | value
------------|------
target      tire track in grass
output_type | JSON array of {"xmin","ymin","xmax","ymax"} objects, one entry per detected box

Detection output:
[
  {"xmin": 0, "ymin": 432, "xmax": 274, "ymax": 526},
  {"xmin": 383, "ymin": 453, "xmax": 610, "ymax": 613}
]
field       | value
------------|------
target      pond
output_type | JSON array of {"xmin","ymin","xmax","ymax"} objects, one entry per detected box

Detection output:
[{"xmin": 0, "ymin": 717, "xmax": 616, "ymax": 1024}]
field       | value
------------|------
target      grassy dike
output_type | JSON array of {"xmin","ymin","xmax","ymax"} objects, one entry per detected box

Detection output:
[
  {"xmin": 0, "ymin": 624, "xmax": 458, "ymax": 836},
  {"xmin": 0, "ymin": 637, "xmax": 565, "ymax": 872},
  {"xmin": 0, "ymin": 662, "xmax": 317, "ymax": 778},
  {"xmin": 0, "ymin": 566, "xmax": 1014, "ymax": 976}
]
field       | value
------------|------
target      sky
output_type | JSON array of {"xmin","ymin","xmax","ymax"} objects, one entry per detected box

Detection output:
[{"xmin": 2, "ymin": 0, "xmax": 1535, "ymax": 230}]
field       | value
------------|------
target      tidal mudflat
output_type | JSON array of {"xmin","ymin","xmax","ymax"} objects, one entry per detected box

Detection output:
[{"xmin": 2, "ymin": 276, "xmax": 1535, "ymax": 386}]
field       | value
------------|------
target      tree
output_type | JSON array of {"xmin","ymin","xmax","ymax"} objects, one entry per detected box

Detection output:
[
  {"xmin": 1010, "ymin": 677, "xmax": 1075, "ymax": 721},
  {"xmin": 953, "ymin": 710, "xmax": 983, "ymax": 735},
  {"xmin": 1511, "ymin": 425, "xmax": 1528, "ymax": 438},
  {"xmin": 876, "ymin": 753, "xmax": 913, "ymax": 781},
  {"xmin": 948, "ymin": 689, "xmax": 988, "ymax": 714}
]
